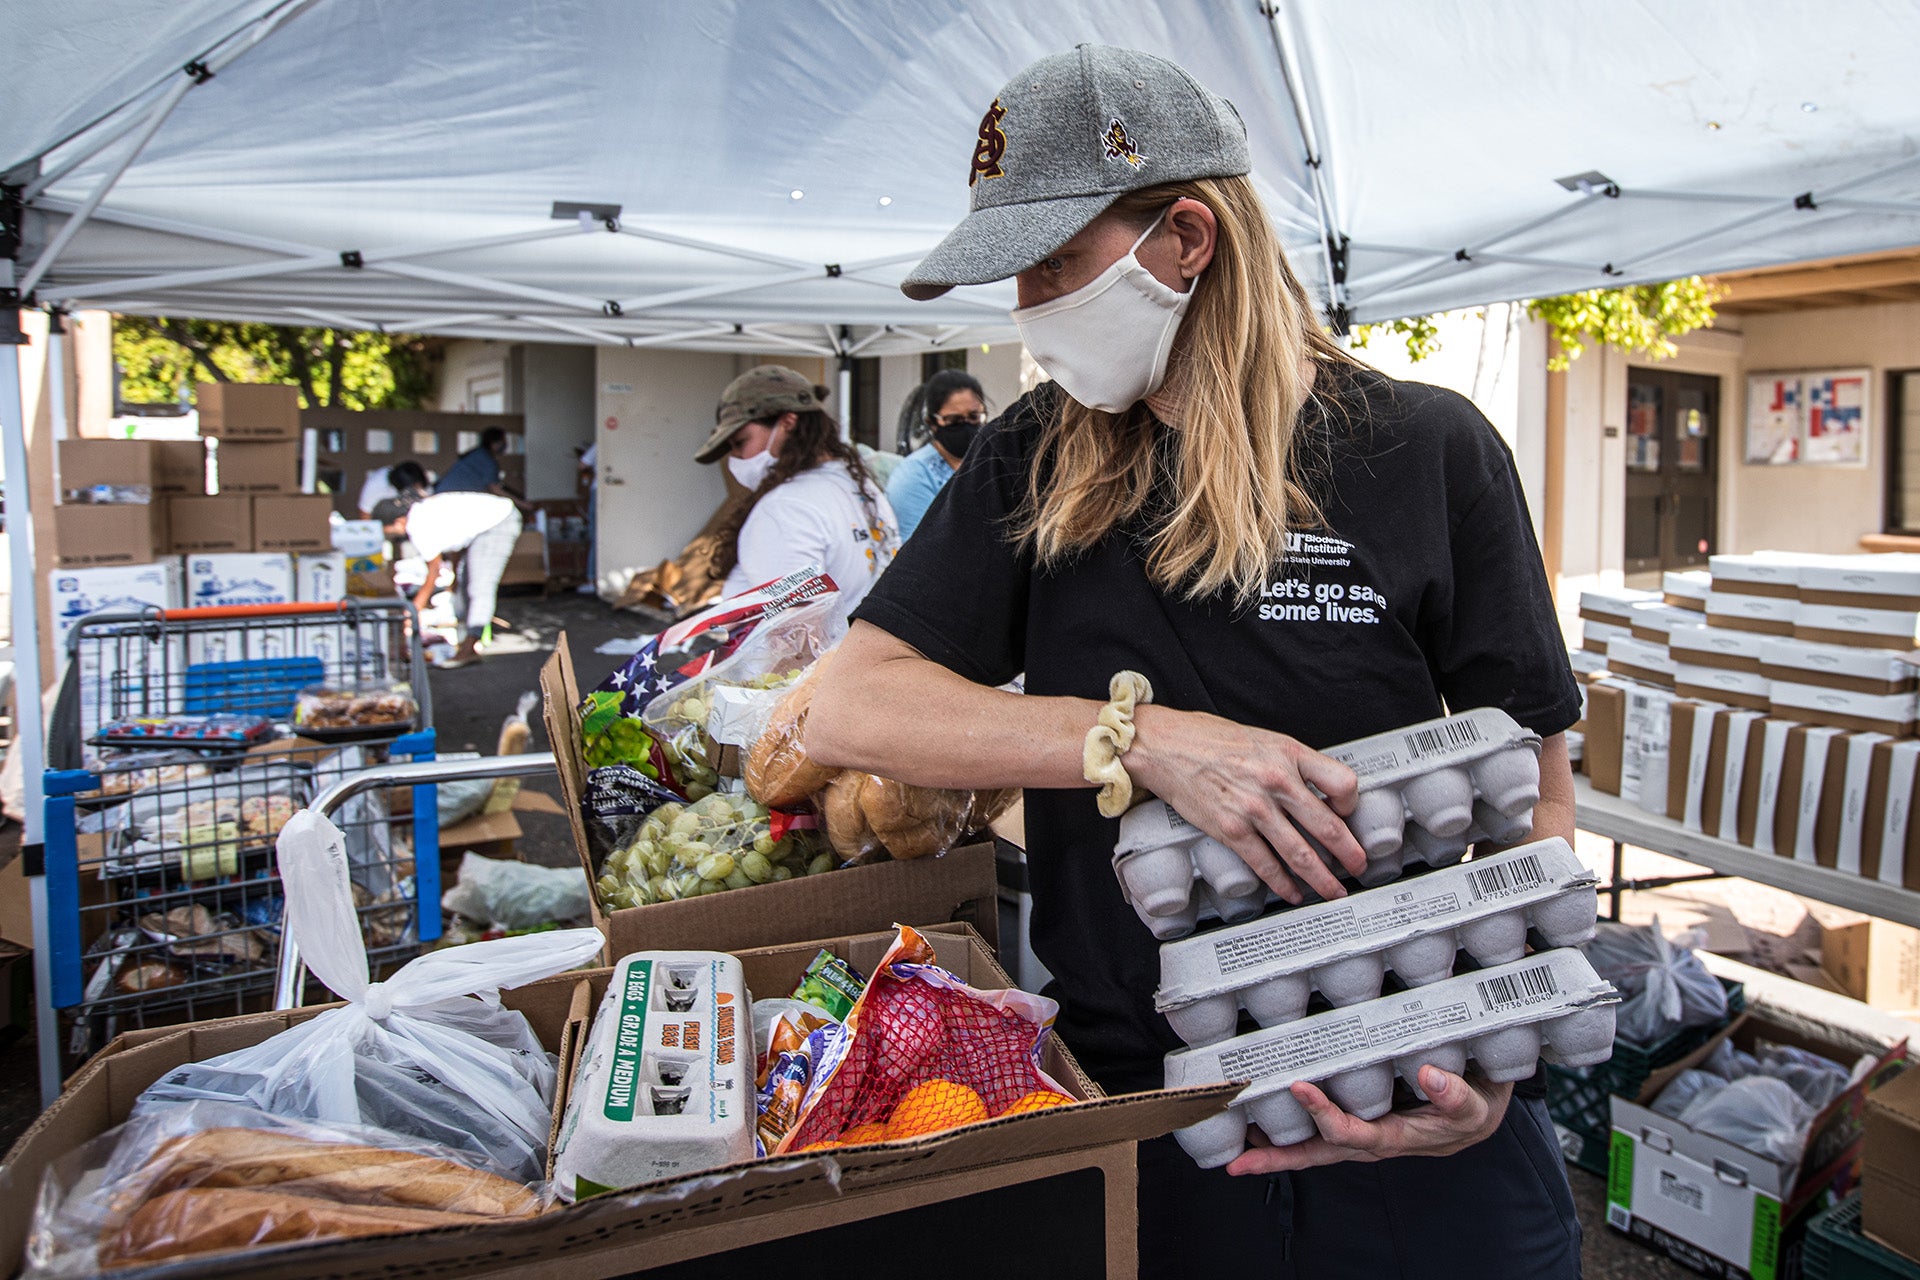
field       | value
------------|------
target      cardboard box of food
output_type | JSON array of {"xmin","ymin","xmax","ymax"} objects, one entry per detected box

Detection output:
[
  {"xmin": 1664, "ymin": 700, "xmax": 1719, "ymax": 828},
  {"xmin": 1605, "ymin": 635, "xmax": 1675, "ymax": 689},
  {"xmin": 501, "ymin": 528, "xmax": 547, "ymax": 587},
  {"xmin": 1794, "ymin": 601, "xmax": 1920, "ymax": 651},
  {"xmin": 332, "ymin": 519, "xmax": 385, "ymax": 557},
  {"xmin": 294, "ymin": 551, "xmax": 347, "ymax": 602},
  {"xmin": 1770, "ymin": 680, "xmax": 1918, "ymax": 737},
  {"xmin": 1662, "ymin": 569, "xmax": 1710, "ymax": 613},
  {"xmin": 251, "ymin": 495, "xmax": 333, "ymax": 553},
  {"xmin": 1759, "ymin": 637, "xmax": 1916, "ymax": 696},
  {"xmin": 57, "ymin": 438, "xmax": 153, "ymax": 499},
  {"xmin": 195, "ymin": 380, "xmax": 300, "ymax": 439},
  {"xmin": 1707, "ymin": 551, "xmax": 1819, "ymax": 597},
  {"xmin": 1583, "ymin": 620, "xmax": 1632, "ymax": 655},
  {"xmin": 345, "ymin": 554, "xmax": 393, "ymax": 597},
  {"xmin": 1605, "ymin": 1012, "xmax": 1908, "ymax": 1280},
  {"xmin": 1863, "ymin": 1059, "xmax": 1920, "ymax": 1261},
  {"xmin": 1814, "ymin": 732, "xmax": 1891, "ymax": 873},
  {"xmin": 1673, "ymin": 663, "xmax": 1769, "ymax": 712},
  {"xmin": 1704, "ymin": 589, "xmax": 1797, "ymax": 636},
  {"xmin": 48, "ymin": 561, "xmax": 182, "ymax": 651},
  {"xmin": 540, "ymin": 633, "xmax": 1002, "ymax": 961},
  {"xmin": 212, "ymin": 439, "xmax": 300, "ymax": 493},
  {"xmin": 1822, "ymin": 916, "xmax": 1920, "ymax": 1012},
  {"xmin": 1862, "ymin": 739, "xmax": 1920, "ymax": 887},
  {"xmin": 1586, "ymin": 680, "xmax": 1626, "ymax": 795},
  {"xmin": 1704, "ymin": 709, "xmax": 1765, "ymax": 843},
  {"xmin": 1744, "ymin": 718, "xmax": 1798, "ymax": 855},
  {"xmin": 1669, "ymin": 622, "xmax": 1768, "ymax": 675},
  {"xmin": 1578, "ymin": 587, "xmax": 1660, "ymax": 626},
  {"xmin": 0, "ymin": 924, "xmax": 1234, "ymax": 1280},
  {"xmin": 52, "ymin": 502, "xmax": 168, "ymax": 566},
  {"xmin": 152, "ymin": 439, "xmax": 209, "ymax": 495},
  {"xmin": 167, "ymin": 494, "xmax": 252, "ymax": 553},
  {"xmin": 1776, "ymin": 724, "xmax": 1847, "ymax": 863},
  {"xmin": 1800, "ymin": 554, "xmax": 1920, "ymax": 613},
  {"xmin": 1628, "ymin": 602, "xmax": 1701, "ymax": 644}
]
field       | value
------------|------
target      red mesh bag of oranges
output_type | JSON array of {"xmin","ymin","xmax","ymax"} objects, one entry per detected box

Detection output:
[{"xmin": 774, "ymin": 926, "xmax": 1077, "ymax": 1153}]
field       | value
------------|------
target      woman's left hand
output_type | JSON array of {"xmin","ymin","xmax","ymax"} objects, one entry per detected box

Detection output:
[{"xmin": 1224, "ymin": 1067, "xmax": 1512, "ymax": 1173}]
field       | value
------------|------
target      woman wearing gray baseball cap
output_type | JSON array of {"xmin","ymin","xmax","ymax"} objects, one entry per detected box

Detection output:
[{"xmin": 810, "ymin": 46, "xmax": 1581, "ymax": 1278}]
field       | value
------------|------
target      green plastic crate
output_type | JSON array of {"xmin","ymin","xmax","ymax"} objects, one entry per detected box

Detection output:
[
  {"xmin": 1805, "ymin": 1194, "xmax": 1920, "ymax": 1280},
  {"xmin": 1547, "ymin": 976, "xmax": 1744, "ymax": 1175}
]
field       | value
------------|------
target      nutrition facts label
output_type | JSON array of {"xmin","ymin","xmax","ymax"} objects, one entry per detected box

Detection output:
[
  {"xmin": 1355, "ymin": 891, "xmax": 1463, "ymax": 933},
  {"xmin": 1211, "ymin": 908, "xmax": 1362, "ymax": 974},
  {"xmin": 1217, "ymin": 1015, "xmax": 1370, "ymax": 1077},
  {"xmin": 1366, "ymin": 1000, "xmax": 1473, "ymax": 1047}
]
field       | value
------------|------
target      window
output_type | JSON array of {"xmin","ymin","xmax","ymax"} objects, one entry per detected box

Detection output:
[
  {"xmin": 468, "ymin": 373, "xmax": 504, "ymax": 414},
  {"xmin": 1885, "ymin": 369, "xmax": 1920, "ymax": 532},
  {"xmin": 920, "ymin": 350, "xmax": 967, "ymax": 380}
]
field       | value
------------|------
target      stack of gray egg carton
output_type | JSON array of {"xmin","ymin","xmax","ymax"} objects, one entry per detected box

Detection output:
[
  {"xmin": 1107, "ymin": 709, "xmax": 1615, "ymax": 1167},
  {"xmin": 1111, "ymin": 707, "xmax": 1547, "ymax": 939}
]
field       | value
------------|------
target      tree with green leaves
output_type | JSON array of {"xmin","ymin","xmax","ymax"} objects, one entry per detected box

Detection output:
[
  {"xmin": 113, "ymin": 316, "xmax": 441, "ymax": 411},
  {"xmin": 1351, "ymin": 277, "xmax": 1722, "ymax": 367}
]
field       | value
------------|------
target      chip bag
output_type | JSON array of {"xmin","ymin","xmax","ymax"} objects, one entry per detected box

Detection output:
[{"xmin": 774, "ymin": 926, "xmax": 1072, "ymax": 1152}]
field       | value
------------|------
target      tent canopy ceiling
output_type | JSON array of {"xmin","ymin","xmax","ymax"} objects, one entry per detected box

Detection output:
[{"xmin": 6, "ymin": 1, "xmax": 1920, "ymax": 353}]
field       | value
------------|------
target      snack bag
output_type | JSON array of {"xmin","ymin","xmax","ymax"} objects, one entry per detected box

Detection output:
[
  {"xmin": 135, "ymin": 810, "xmax": 605, "ymax": 1185},
  {"xmin": 775, "ymin": 926, "xmax": 1072, "ymax": 1153},
  {"xmin": 579, "ymin": 569, "xmax": 837, "ymax": 779}
]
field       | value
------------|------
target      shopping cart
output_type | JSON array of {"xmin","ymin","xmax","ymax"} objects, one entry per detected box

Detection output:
[{"xmin": 41, "ymin": 601, "xmax": 437, "ymax": 1067}]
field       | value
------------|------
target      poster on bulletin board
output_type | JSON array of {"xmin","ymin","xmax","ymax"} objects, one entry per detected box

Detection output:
[
  {"xmin": 1745, "ymin": 374, "xmax": 1801, "ymax": 464},
  {"xmin": 1802, "ymin": 369, "xmax": 1870, "ymax": 466}
]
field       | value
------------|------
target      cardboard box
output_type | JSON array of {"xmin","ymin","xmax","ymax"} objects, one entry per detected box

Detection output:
[
  {"xmin": 212, "ymin": 439, "xmax": 300, "ymax": 493},
  {"xmin": 1670, "ymin": 622, "xmax": 1768, "ymax": 674},
  {"xmin": 1622, "ymin": 683, "xmax": 1676, "ymax": 812},
  {"xmin": 195, "ymin": 380, "xmax": 300, "ymax": 439},
  {"xmin": 52, "ymin": 502, "xmax": 168, "ymax": 566},
  {"xmin": 1628, "ymin": 602, "xmax": 1702, "ymax": 644},
  {"xmin": 295, "ymin": 550, "xmax": 347, "ymax": 602},
  {"xmin": 1587, "ymin": 680, "xmax": 1626, "ymax": 794},
  {"xmin": 1605, "ymin": 1012, "xmax": 1909, "ymax": 1280},
  {"xmin": 1606, "ymin": 634, "xmax": 1676, "ymax": 688},
  {"xmin": 183, "ymin": 552, "xmax": 295, "ymax": 608},
  {"xmin": 251, "ymin": 494, "xmax": 333, "ymax": 553},
  {"xmin": 1663, "ymin": 569, "xmax": 1711, "ymax": 612},
  {"xmin": 1862, "ymin": 739, "xmax": 1920, "ymax": 886},
  {"xmin": 1822, "ymin": 916, "xmax": 1920, "ymax": 1011},
  {"xmin": 1708, "ymin": 550, "xmax": 1824, "ymax": 596},
  {"xmin": 1583, "ymin": 619, "xmax": 1632, "ymax": 655},
  {"xmin": 1674, "ymin": 663, "xmax": 1770, "ymax": 712},
  {"xmin": 1705, "ymin": 589, "xmax": 1797, "ymax": 636},
  {"xmin": 1770, "ymin": 680, "xmax": 1918, "ymax": 737},
  {"xmin": 346, "ymin": 554, "xmax": 393, "ymax": 597},
  {"xmin": 332, "ymin": 518, "xmax": 386, "ymax": 557},
  {"xmin": 1824, "ymin": 733, "xmax": 1892, "ymax": 875},
  {"xmin": 1746, "ymin": 718, "xmax": 1797, "ymax": 855},
  {"xmin": 1760, "ymin": 637, "xmax": 1916, "ymax": 696},
  {"xmin": 1795, "ymin": 601, "xmax": 1920, "ymax": 651},
  {"xmin": 501, "ymin": 528, "xmax": 547, "ymax": 587},
  {"xmin": 0, "ymin": 926, "xmax": 1234, "ymax": 1280},
  {"xmin": 1665, "ymin": 700, "xmax": 1720, "ymax": 828},
  {"xmin": 1704, "ymin": 709, "xmax": 1764, "ymax": 843},
  {"xmin": 1800, "ymin": 554, "xmax": 1920, "ymax": 612},
  {"xmin": 1579, "ymin": 587, "xmax": 1661, "ymax": 626},
  {"xmin": 152, "ymin": 439, "xmax": 209, "ymax": 495},
  {"xmin": 1862, "ymin": 1060, "xmax": 1920, "ymax": 1261},
  {"xmin": 540, "ymin": 634, "xmax": 1003, "ymax": 960},
  {"xmin": 1777, "ymin": 724, "xmax": 1847, "ymax": 863},
  {"xmin": 57, "ymin": 438, "xmax": 153, "ymax": 499},
  {"xmin": 47, "ymin": 561, "xmax": 182, "ymax": 651},
  {"xmin": 167, "ymin": 494, "xmax": 252, "ymax": 553}
]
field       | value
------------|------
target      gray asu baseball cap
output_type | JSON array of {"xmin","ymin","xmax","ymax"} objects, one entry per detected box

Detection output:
[{"xmin": 901, "ymin": 45, "xmax": 1251, "ymax": 301}]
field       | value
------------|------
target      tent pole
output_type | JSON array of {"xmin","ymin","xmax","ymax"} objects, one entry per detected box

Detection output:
[
  {"xmin": 2, "ymin": 329, "xmax": 57, "ymax": 1104},
  {"xmin": 1261, "ymin": 3, "xmax": 1346, "ymax": 319}
]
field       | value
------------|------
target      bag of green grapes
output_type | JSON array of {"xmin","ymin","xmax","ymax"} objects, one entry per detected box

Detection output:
[
  {"xmin": 638, "ymin": 591, "xmax": 842, "ymax": 799},
  {"xmin": 594, "ymin": 790, "xmax": 836, "ymax": 910}
]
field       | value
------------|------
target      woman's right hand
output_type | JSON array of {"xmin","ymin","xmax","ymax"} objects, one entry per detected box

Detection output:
[{"xmin": 1126, "ymin": 703, "xmax": 1366, "ymax": 903}]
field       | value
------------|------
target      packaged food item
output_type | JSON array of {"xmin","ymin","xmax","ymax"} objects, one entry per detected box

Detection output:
[
  {"xmin": 292, "ymin": 682, "xmax": 418, "ymax": 734},
  {"xmin": 1154, "ymin": 838, "xmax": 1600, "ymax": 1047},
  {"xmin": 133, "ymin": 810, "xmax": 606, "ymax": 1184},
  {"xmin": 441, "ymin": 853, "xmax": 592, "ymax": 932},
  {"xmin": 90, "ymin": 750, "xmax": 211, "ymax": 797},
  {"xmin": 820, "ymin": 771, "xmax": 1015, "ymax": 864},
  {"xmin": 775, "ymin": 926, "xmax": 1074, "ymax": 1153},
  {"xmin": 25, "ymin": 1103, "xmax": 543, "ymax": 1275},
  {"xmin": 593, "ymin": 791, "xmax": 828, "ymax": 911},
  {"xmin": 93, "ymin": 714, "xmax": 274, "ymax": 749},
  {"xmin": 551, "ymin": 952, "xmax": 756, "ymax": 1199},
  {"xmin": 579, "ymin": 762, "xmax": 682, "ymax": 865},
  {"xmin": 792, "ymin": 950, "xmax": 867, "ymax": 1021},
  {"xmin": 580, "ymin": 569, "xmax": 838, "ymax": 779},
  {"xmin": 1580, "ymin": 918, "xmax": 1730, "ymax": 1045},
  {"xmin": 1164, "ymin": 948, "xmax": 1619, "ymax": 1168},
  {"xmin": 744, "ymin": 651, "xmax": 842, "ymax": 807}
]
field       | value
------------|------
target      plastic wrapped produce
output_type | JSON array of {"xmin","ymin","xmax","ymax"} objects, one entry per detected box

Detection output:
[
  {"xmin": 441, "ymin": 853, "xmax": 592, "ymax": 932},
  {"xmin": 594, "ymin": 791, "xmax": 828, "ymax": 911},
  {"xmin": 1675, "ymin": 1075, "xmax": 1813, "ymax": 1163},
  {"xmin": 1580, "ymin": 919, "xmax": 1729, "ymax": 1045},
  {"xmin": 1651, "ymin": 1068, "xmax": 1725, "ymax": 1119}
]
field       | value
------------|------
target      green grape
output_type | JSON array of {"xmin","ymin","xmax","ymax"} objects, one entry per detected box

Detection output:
[
  {"xmin": 684, "ymin": 782, "xmax": 713, "ymax": 801},
  {"xmin": 669, "ymin": 812, "xmax": 701, "ymax": 837},
  {"xmin": 695, "ymin": 852, "xmax": 735, "ymax": 881},
  {"xmin": 698, "ymin": 877, "xmax": 729, "ymax": 895},
  {"xmin": 642, "ymin": 845, "xmax": 671, "ymax": 878},
  {"xmin": 630, "ymin": 880, "xmax": 657, "ymax": 907},
  {"xmin": 724, "ymin": 868, "xmax": 752, "ymax": 891},
  {"xmin": 770, "ymin": 865, "xmax": 793, "ymax": 882},
  {"xmin": 753, "ymin": 833, "xmax": 776, "ymax": 856},
  {"xmin": 740, "ymin": 851, "xmax": 774, "ymax": 883},
  {"xmin": 807, "ymin": 853, "xmax": 835, "ymax": 876},
  {"xmin": 648, "ymin": 874, "xmax": 674, "ymax": 900}
]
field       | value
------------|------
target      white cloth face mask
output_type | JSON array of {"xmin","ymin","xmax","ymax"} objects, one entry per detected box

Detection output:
[
  {"xmin": 727, "ymin": 447, "xmax": 777, "ymax": 490},
  {"xmin": 1010, "ymin": 207, "xmax": 1198, "ymax": 413}
]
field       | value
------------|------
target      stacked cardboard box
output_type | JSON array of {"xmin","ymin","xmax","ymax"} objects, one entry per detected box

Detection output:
[
  {"xmin": 1578, "ymin": 587, "xmax": 1658, "ymax": 656},
  {"xmin": 179, "ymin": 383, "xmax": 319, "ymax": 555},
  {"xmin": 1661, "ymin": 568, "xmax": 1710, "ymax": 613},
  {"xmin": 52, "ymin": 440, "xmax": 168, "ymax": 566}
]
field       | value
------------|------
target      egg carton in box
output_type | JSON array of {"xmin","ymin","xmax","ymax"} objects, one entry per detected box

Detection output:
[
  {"xmin": 1111, "ymin": 710, "xmax": 1543, "ymax": 939},
  {"xmin": 1164, "ymin": 947, "xmax": 1619, "ymax": 1168},
  {"xmin": 553, "ymin": 951, "xmax": 755, "ymax": 1200},
  {"xmin": 1153, "ymin": 838, "xmax": 1599, "ymax": 1048}
]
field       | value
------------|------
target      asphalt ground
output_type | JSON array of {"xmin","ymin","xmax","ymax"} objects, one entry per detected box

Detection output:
[{"xmin": 0, "ymin": 585, "xmax": 1698, "ymax": 1276}]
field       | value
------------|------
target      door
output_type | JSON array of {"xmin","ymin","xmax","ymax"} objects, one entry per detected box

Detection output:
[{"xmin": 1624, "ymin": 368, "xmax": 1719, "ymax": 574}]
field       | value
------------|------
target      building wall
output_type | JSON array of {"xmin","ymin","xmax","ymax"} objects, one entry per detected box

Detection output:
[
  {"xmin": 520, "ymin": 344, "xmax": 596, "ymax": 500},
  {"xmin": 434, "ymin": 341, "xmax": 509, "ymax": 413},
  {"xmin": 592, "ymin": 348, "xmax": 739, "ymax": 593}
]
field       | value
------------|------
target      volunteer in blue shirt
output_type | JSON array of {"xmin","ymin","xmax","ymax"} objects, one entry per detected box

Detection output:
[
  {"xmin": 435, "ymin": 427, "xmax": 511, "ymax": 495},
  {"xmin": 887, "ymin": 369, "xmax": 988, "ymax": 540}
]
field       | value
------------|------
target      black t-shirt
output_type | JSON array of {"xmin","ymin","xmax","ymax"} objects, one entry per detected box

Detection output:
[{"xmin": 852, "ymin": 368, "xmax": 1582, "ymax": 1092}]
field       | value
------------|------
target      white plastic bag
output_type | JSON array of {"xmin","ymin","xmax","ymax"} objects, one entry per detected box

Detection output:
[
  {"xmin": 135, "ymin": 810, "xmax": 604, "ymax": 1183},
  {"xmin": 441, "ymin": 853, "xmax": 592, "ymax": 930},
  {"xmin": 1675, "ymin": 1075, "xmax": 1813, "ymax": 1163},
  {"xmin": 1581, "ymin": 918, "xmax": 1729, "ymax": 1044}
]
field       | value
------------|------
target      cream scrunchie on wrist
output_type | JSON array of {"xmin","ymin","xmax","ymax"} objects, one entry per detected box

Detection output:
[{"xmin": 1084, "ymin": 670, "xmax": 1153, "ymax": 818}]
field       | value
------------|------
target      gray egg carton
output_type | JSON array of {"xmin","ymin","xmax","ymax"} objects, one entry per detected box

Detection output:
[
  {"xmin": 1154, "ymin": 838, "xmax": 1600, "ymax": 1048},
  {"xmin": 1111, "ymin": 709, "xmax": 1543, "ymax": 939},
  {"xmin": 1163, "ymin": 947, "xmax": 1618, "ymax": 1168}
]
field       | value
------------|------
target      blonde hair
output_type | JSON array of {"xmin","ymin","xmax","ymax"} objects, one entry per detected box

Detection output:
[{"xmin": 1013, "ymin": 175, "xmax": 1363, "ymax": 605}]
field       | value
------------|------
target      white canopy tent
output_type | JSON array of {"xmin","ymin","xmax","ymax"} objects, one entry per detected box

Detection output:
[{"xmin": 7, "ymin": 1, "xmax": 1920, "ymax": 1098}]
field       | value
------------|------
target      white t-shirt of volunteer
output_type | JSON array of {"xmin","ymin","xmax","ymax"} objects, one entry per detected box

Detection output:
[
  {"xmin": 724, "ymin": 461, "xmax": 900, "ymax": 627},
  {"xmin": 405, "ymin": 492, "xmax": 516, "ymax": 559},
  {"xmin": 357, "ymin": 469, "xmax": 398, "ymax": 515}
]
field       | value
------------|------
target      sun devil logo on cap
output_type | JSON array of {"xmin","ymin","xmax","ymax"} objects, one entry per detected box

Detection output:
[
  {"xmin": 1103, "ymin": 118, "xmax": 1148, "ymax": 169},
  {"xmin": 971, "ymin": 98, "xmax": 1008, "ymax": 186}
]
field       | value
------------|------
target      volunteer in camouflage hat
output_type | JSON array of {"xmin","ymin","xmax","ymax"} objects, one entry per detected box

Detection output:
[
  {"xmin": 698, "ymin": 365, "xmax": 898, "ymax": 629},
  {"xmin": 808, "ymin": 44, "xmax": 1585, "ymax": 1280}
]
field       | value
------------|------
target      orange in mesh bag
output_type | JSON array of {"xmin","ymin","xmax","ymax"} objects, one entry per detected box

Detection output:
[{"xmin": 774, "ymin": 926, "xmax": 1075, "ymax": 1153}]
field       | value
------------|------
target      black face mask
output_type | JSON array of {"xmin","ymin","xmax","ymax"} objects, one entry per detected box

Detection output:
[{"xmin": 931, "ymin": 419, "xmax": 978, "ymax": 460}]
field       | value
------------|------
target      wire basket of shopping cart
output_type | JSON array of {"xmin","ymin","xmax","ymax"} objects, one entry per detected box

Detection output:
[{"xmin": 42, "ymin": 601, "xmax": 441, "ymax": 1068}]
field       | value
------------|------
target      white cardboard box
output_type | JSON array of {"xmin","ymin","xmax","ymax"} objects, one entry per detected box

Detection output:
[
  {"xmin": 1622, "ymin": 686, "xmax": 1674, "ymax": 812},
  {"xmin": 183, "ymin": 552, "xmax": 295, "ymax": 608},
  {"xmin": 1578, "ymin": 587, "xmax": 1660, "ymax": 625},
  {"xmin": 1797, "ymin": 553, "xmax": 1920, "ymax": 603},
  {"xmin": 1705, "ymin": 590, "xmax": 1797, "ymax": 630},
  {"xmin": 47, "ymin": 561, "xmax": 182, "ymax": 652},
  {"xmin": 1627, "ymin": 602, "xmax": 1703, "ymax": 642},
  {"xmin": 1794, "ymin": 601, "xmax": 1920, "ymax": 649},
  {"xmin": 1759, "ymin": 636, "xmax": 1915, "ymax": 688},
  {"xmin": 1837, "ymin": 732, "xmax": 1891, "ymax": 875},
  {"xmin": 1771, "ymin": 681, "xmax": 1919, "ymax": 735},
  {"xmin": 1717, "ymin": 711, "xmax": 1764, "ymax": 843},
  {"xmin": 1669, "ymin": 623, "xmax": 1768, "ymax": 670},
  {"xmin": 1751, "ymin": 719, "xmax": 1796, "ymax": 855},
  {"xmin": 295, "ymin": 551, "xmax": 348, "ymax": 602},
  {"xmin": 332, "ymin": 518, "xmax": 386, "ymax": 557}
]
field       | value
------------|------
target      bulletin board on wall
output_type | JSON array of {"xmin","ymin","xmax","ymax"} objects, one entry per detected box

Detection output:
[
  {"xmin": 301, "ymin": 407, "xmax": 526, "ymax": 515},
  {"xmin": 1744, "ymin": 369, "xmax": 1871, "ymax": 467}
]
